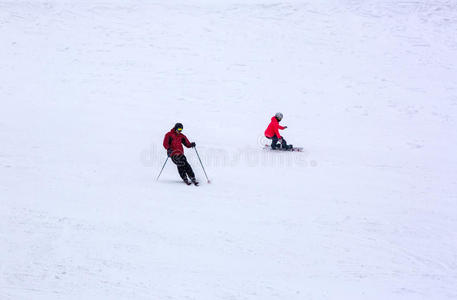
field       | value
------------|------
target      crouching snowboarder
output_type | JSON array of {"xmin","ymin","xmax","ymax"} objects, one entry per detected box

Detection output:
[
  {"xmin": 264, "ymin": 112, "xmax": 293, "ymax": 150},
  {"xmin": 163, "ymin": 123, "xmax": 199, "ymax": 185}
]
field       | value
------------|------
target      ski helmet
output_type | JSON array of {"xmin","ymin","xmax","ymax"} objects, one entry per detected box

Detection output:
[
  {"xmin": 174, "ymin": 123, "xmax": 183, "ymax": 131},
  {"xmin": 275, "ymin": 112, "xmax": 283, "ymax": 121}
]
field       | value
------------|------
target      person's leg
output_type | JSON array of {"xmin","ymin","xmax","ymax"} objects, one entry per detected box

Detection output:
[
  {"xmin": 181, "ymin": 155, "xmax": 196, "ymax": 180},
  {"xmin": 271, "ymin": 135, "xmax": 279, "ymax": 149},
  {"xmin": 171, "ymin": 155, "xmax": 188, "ymax": 181},
  {"xmin": 281, "ymin": 137, "xmax": 288, "ymax": 148},
  {"xmin": 280, "ymin": 137, "xmax": 293, "ymax": 150}
]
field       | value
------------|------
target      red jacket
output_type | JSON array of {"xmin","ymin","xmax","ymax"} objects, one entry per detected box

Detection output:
[
  {"xmin": 265, "ymin": 116, "xmax": 285, "ymax": 139},
  {"xmin": 163, "ymin": 129, "xmax": 192, "ymax": 155}
]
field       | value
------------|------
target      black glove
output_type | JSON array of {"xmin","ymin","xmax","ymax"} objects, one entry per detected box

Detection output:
[
  {"xmin": 190, "ymin": 142, "xmax": 196, "ymax": 148},
  {"xmin": 167, "ymin": 149, "xmax": 173, "ymax": 157},
  {"xmin": 284, "ymin": 126, "xmax": 288, "ymax": 129}
]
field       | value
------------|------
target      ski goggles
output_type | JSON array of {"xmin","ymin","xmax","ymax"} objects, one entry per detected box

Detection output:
[{"xmin": 177, "ymin": 128, "xmax": 183, "ymax": 132}]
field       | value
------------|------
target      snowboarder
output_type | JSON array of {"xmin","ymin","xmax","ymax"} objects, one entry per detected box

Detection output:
[
  {"xmin": 163, "ymin": 123, "xmax": 199, "ymax": 185},
  {"xmin": 264, "ymin": 112, "xmax": 293, "ymax": 150}
]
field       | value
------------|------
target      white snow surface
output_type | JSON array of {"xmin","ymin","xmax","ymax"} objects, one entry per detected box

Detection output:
[{"xmin": 1, "ymin": 0, "xmax": 457, "ymax": 299}]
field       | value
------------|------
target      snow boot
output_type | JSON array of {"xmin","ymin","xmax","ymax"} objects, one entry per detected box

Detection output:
[{"xmin": 271, "ymin": 143, "xmax": 281, "ymax": 150}]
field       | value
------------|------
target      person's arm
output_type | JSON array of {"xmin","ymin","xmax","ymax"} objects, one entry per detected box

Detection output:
[
  {"xmin": 182, "ymin": 135, "xmax": 194, "ymax": 148},
  {"xmin": 163, "ymin": 133, "xmax": 171, "ymax": 150},
  {"xmin": 274, "ymin": 125, "xmax": 282, "ymax": 139},
  {"xmin": 278, "ymin": 125, "xmax": 286, "ymax": 130}
]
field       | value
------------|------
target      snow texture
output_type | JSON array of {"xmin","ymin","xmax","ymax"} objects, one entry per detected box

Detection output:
[{"xmin": 1, "ymin": 0, "xmax": 457, "ymax": 299}]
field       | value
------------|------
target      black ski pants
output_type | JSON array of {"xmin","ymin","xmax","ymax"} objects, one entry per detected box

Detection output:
[
  {"xmin": 269, "ymin": 134, "xmax": 288, "ymax": 149},
  {"xmin": 171, "ymin": 154, "xmax": 195, "ymax": 180}
]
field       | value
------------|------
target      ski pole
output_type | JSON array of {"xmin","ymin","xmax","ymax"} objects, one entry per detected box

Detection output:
[
  {"xmin": 194, "ymin": 147, "xmax": 211, "ymax": 183},
  {"xmin": 156, "ymin": 156, "xmax": 169, "ymax": 181}
]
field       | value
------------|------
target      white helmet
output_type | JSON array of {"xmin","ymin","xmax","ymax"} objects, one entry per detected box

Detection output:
[{"xmin": 275, "ymin": 112, "xmax": 283, "ymax": 120}]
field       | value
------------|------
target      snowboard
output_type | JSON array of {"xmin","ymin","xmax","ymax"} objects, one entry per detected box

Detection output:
[{"xmin": 264, "ymin": 144, "xmax": 304, "ymax": 152}]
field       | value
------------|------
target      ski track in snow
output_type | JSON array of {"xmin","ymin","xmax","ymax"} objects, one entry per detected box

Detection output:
[{"xmin": 1, "ymin": 0, "xmax": 457, "ymax": 299}]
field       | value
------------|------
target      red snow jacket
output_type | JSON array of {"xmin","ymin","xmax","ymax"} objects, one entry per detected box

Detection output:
[
  {"xmin": 163, "ymin": 129, "xmax": 192, "ymax": 156},
  {"xmin": 265, "ymin": 116, "xmax": 285, "ymax": 139}
]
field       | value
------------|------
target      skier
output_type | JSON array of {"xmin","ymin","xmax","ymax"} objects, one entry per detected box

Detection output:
[
  {"xmin": 163, "ymin": 123, "xmax": 199, "ymax": 185},
  {"xmin": 264, "ymin": 112, "xmax": 293, "ymax": 150}
]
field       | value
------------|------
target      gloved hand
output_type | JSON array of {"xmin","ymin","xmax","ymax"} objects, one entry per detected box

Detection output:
[
  {"xmin": 167, "ymin": 149, "xmax": 173, "ymax": 157},
  {"xmin": 190, "ymin": 142, "xmax": 196, "ymax": 148},
  {"xmin": 283, "ymin": 126, "xmax": 288, "ymax": 129}
]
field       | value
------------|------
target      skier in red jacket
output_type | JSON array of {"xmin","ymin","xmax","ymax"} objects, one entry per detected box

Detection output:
[
  {"xmin": 264, "ymin": 112, "xmax": 292, "ymax": 150},
  {"xmin": 163, "ymin": 123, "xmax": 198, "ymax": 185}
]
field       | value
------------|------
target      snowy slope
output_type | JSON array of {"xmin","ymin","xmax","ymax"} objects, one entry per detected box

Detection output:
[{"xmin": 1, "ymin": 0, "xmax": 457, "ymax": 299}]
